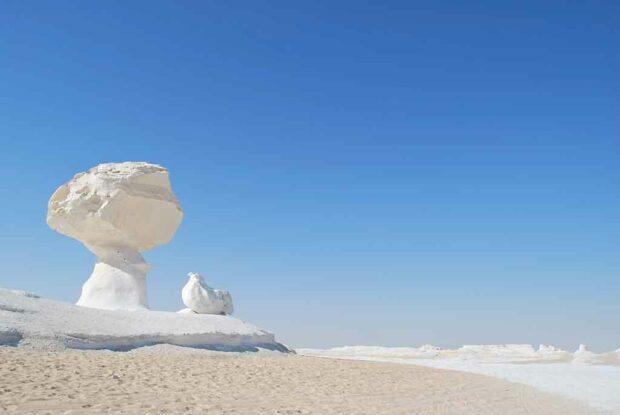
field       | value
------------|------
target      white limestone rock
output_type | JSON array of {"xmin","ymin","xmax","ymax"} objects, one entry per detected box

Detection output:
[
  {"xmin": 0, "ymin": 287, "xmax": 289, "ymax": 352},
  {"xmin": 47, "ymin": 162, "xmax": 183, "ymax": 310},
  {"xmin": 181, "ymin": 273, "xmax": 234, "ymax": 315},
  {"xmin": 576, "ymin": 344, "xmax": 590, "ymax": 353}
]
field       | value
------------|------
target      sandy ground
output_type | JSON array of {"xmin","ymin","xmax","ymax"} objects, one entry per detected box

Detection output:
[{"xmin": 0, "ymin": 346, "xmax": 595, "ymax": 415}]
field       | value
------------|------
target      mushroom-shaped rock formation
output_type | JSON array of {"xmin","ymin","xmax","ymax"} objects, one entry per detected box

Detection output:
[
  {"xmin": 181, "ymin": 272, "xmax": 234, "ymax": 315},
  {"xmin": 47, "ymin": 162, "xmax": 183, "ymax": 310}
]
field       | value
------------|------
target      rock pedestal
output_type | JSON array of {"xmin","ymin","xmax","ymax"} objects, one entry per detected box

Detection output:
[{"xmin": 76, "ymin": 246, "xmax": 150, "ymax": 310}]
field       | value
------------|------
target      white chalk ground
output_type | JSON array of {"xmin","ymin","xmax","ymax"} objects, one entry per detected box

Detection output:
[
  {"xmin": 298, "ymin": 345, "xmax": 620, "ymax": 414},
  {"xmin": 0, "ymin": 287, "xmax": 288, "ymax": 352}
]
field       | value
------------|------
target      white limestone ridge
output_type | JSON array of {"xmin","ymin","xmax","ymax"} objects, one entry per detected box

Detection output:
[
  {"xmin": 181, "ymin": 273, "xmax": 234, "ymax": 315},
  {"xmin": 47, "ymin": 162, "xmax": 183, "ymax": 311},
  {"xmin": 0, "ymin": 288, "xmax": 289, "ymax": 352}
]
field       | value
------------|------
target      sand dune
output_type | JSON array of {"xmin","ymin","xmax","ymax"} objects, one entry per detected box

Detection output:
[{"xmin": 0, "ymin": 346, "xmax": 594, "ymax": 415}]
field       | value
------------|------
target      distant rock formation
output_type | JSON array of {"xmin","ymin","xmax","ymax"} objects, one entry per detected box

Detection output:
[
  {"xmin": 576, "ymin": 344, "xmax": 590, "ymax": 353},
  {"xmin": 180, "ymin": 272, "xmax": 234, "ymax": 315},
  {"xmin": 47, "ymin": 162, "xmax": 183, "ymax": 310}
]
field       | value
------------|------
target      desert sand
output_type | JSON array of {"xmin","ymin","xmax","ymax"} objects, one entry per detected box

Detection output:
[{"xmin": 0, "ymin": 346, "xmax": 594, "ymax": 415}]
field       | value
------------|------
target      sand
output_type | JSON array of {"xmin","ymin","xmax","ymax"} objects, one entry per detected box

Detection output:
[{"xmin": 0, "ymin": 346, "xmax": 594, "ymax": 415}]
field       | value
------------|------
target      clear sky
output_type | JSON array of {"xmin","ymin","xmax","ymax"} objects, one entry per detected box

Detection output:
[{"xmin": 1, "ymin": 1, "xmax": 618, "ymax": 350}]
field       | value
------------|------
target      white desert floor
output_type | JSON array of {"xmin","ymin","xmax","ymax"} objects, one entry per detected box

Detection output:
[
  {"xmin": 298, "ymin": 346, "xmax": 620, "ymax": 414},
  {"xmin": 0, "ymin": 345, "xmax": 596, "ymax": 415},
  {"xmin": 0, "ymin": 288, "xmax": 613, "ymax": 414}
]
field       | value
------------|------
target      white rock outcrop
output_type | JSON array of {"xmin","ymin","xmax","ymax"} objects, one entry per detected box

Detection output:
[
  {"xmin": 576, "ymin": 344, "xmax": 590, "ymax": 353},
  {"xmin": 181, "ymin": 273, "xmax": 234, "ymax": 315},
  {"xmin": 0, "ymin": 287, "xmax": 288, "ymax": 351},
  {"xmin": 47, "ymin": 162, "xmax": 183, "ymax": 310}
]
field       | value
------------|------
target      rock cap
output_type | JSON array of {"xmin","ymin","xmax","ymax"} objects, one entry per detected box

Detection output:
[{"xmin": 47, "ymin": 161, "xmax": 183, "ymax": 252}]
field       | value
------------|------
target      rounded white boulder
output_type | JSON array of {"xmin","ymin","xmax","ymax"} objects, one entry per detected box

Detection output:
[{"xmin": 181, "ymin": 273, "xmax": 234, "ymax": 315}]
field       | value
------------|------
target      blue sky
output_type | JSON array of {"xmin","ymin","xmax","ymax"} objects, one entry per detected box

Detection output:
[{"xmin": 1, "ymin": 1, "xmax": 618, "ymax": 350}]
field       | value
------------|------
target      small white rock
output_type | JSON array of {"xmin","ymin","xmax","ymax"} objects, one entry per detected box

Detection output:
[{"xmin": 181, "ymin": 273, "xmax": 234, "ymax": 315}]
